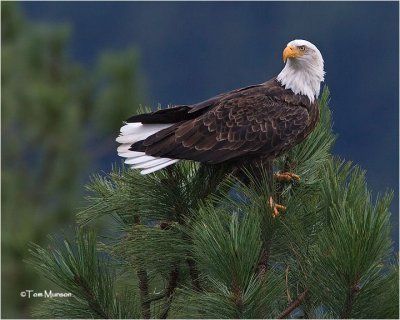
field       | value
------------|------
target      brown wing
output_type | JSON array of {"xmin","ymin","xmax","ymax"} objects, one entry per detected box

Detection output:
[{"xmin": 130, "ymin": 80, "xmax": 312, "ymax": 164}]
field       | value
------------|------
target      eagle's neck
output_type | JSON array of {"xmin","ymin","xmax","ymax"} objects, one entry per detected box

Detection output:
[{"xmin": 277, "ymin": 58, "xmax": 324, "ymax": 103}]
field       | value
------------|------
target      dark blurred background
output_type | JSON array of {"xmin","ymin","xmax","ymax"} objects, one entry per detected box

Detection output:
[{"xmin": 2, "ymin": 2, "xmax": 398, "ymax": 318}]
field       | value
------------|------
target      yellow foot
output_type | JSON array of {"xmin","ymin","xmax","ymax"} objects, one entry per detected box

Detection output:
[
  {"xmin": 269, "ymin": 196, "xmax": 286, "ymax": 218},
  {"xmin": 274, "ymin": 171, "xmax": 301, "ymax": 183}
]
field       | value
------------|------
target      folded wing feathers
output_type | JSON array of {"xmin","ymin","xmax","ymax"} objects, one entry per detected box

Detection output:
[{"xmin": 116, "ymin": 122, "xmax": 179, "ymax": 174}]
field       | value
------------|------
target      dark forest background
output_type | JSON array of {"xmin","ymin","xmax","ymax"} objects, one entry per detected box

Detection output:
[{"xmin": 2, "ymin": 1, "xmax": 399, "ymax": 318}]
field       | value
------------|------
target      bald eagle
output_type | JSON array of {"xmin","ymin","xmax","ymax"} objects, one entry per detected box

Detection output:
[{"xmin": 116, "ymin": 39, "xmax": 325, "ymax": 176}]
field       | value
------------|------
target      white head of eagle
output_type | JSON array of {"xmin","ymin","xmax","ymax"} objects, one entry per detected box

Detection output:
[
  {"xmin": 116, "ymin": 39, "xmax": 325, "ymax": 175},
  {"xmin": 277, "ymin": 39, "xmax": 325, "ymax": 103}
]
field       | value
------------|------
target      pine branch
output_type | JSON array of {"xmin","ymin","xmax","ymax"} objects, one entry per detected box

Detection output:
[
  {"xmin": 137, "ymin": 268, "xmax": 151, "ymax": 319},
  {"xmin": 187, "ymin": 258, "xmax": 202, "ymax": 291},
  {"xmin": 133, "ymin": 215, "xmax": 151, "ymax": 319},
  {"xmin": 73, "ymin": 275, "xmax": 111, "ymax": 319},
  {"xmin": 144, "ymin": 292, "xmax": 167, "ymax": 304},
  {"xmin": 340, "ymin": 283, "xmax": 360, "ymax": 319},
  {"xmin": 231, "ymin": 277, "xmax": 244, "ymax": 317},
  {"xmin": 160, "ymin": 267, "xmax": 180, "ymax": 319},
  {"xmin": 256, "ymin": 247, "xmax": 269, "ymax": 278},
  {"xmin": 165, "ymin": 268, "xmax": 180, "ymax": 297},
  {"xmin": 277, "ymin": 289, "xmax": 308, "ymax": 319},
  {"xmin": 28, "ymin": 229, "xmax": 137, "ymax": 318}
]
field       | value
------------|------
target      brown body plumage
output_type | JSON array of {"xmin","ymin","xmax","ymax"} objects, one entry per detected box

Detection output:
[{"xmin": 127, "ymin": 78, "xmax": 319, "ymax": 166}]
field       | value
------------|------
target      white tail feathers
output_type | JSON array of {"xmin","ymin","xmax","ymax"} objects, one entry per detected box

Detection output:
[
  {"xmin": 140, "ymin": 159, "xmax": 179, "ymax": 174},
  {"xmin": 116, "ymin": 122, "xmax": 179, "ymax": 174},
  {"xmin": 130, "ymin": 157, "xmax": 172, "ymax": 169}
]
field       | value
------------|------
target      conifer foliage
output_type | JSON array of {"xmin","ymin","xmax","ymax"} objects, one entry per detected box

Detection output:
[{"xmin": 29, "ymin": 88, "xmax": 398, "ymax": 319}]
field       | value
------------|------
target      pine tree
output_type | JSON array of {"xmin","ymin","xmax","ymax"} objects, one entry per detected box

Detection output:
[
  {"xmin": 28, "ymin": 88, "xmax": 398, "ymax": 319},
  {"xmin": 2, "ymin": 3, "xmax": 144, "ymax": 317}
]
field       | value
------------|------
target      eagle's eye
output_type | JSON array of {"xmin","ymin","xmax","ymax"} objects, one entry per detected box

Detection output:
[{"xmin": 298, "ymin": 46, "xmax": 306, "ymax": 51}]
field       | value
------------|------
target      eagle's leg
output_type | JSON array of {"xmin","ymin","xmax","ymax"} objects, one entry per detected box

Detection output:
[
  {"xmin": 269, "ymin": 196, "xmax": 286, "ymax": 218},
  {"xmin": 274, "ymin": 171, "xmax": 301, "ymax": 182},
  {"xmin": 236, "ymin": 160, "xmax": 287, "ymax": 218},
  {"xmin": 249, "ymin": 159, "xmax": 288, "ymax": 218},
  {"xmin": 270, "ymin": 169, "xmax": 300, "ymax": 217}
]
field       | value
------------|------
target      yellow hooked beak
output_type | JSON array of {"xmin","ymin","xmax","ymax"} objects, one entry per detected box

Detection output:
[{"xmin": 283, "ymin": 45, "xmax": 304, "ymax": 63}]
